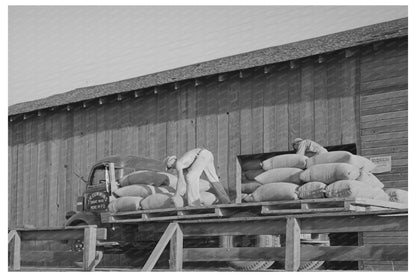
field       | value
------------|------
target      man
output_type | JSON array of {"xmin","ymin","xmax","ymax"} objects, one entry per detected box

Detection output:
[
  {"xmin": 164, "ymin": 148, "xmax": 231, "ymax": 207},
  {"xmin": 292, "ymin": 138, "xmax": 328, "ymax": 157}
]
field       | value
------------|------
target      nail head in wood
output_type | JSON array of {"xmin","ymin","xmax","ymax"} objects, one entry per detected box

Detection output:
[
  {"xmin": 99, "ymin": 98, "xmax": 103, "ymax": 105},
  {"xmin": 239, "ymin": 71, "xmax": 244, "ymax": 78},
  {"xmin": 117, "ymin": 94, "xmax": 122, "ymax": 101},
  {"xmin": 290, "ymin": 60, "xmax": 297, "ymax": 69},
  {"xmin": 194, "ymin": 79, "xmax": 201, "ymax": 86},
  {"xmin": 82, "ymin": 102, "xmax": 87, "ymax": 108},
  {"xmin": 218, "ymin": 74, "xmax": 225, "ymax": 82},
  {"xmin": 317, "ymin": 55, "xmax": 324, "ymax": 64},
  {"xmin": 154, "ymin": 87, "xmax": 158, "ymax": 94},
  {"xmin": 134, "ymin": 91, "xmax": 139, "ymax": 98},
  {"xmin": 264, "ymin": 66, "xmax": 269, "ymax": 74}
]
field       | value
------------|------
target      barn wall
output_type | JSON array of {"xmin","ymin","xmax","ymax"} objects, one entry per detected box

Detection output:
[
  {"xmin": 9, "ymin": 38, "xmax": 408, "ymax": 270},
  {"xmin": 358, "ymin": 38, "xmax": 408, "ymax": 271}
]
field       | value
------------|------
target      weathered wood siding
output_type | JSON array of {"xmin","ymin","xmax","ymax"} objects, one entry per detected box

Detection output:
[{"xmin": 358, "ymin": 38, "xmax": 408, "ymax": 271}]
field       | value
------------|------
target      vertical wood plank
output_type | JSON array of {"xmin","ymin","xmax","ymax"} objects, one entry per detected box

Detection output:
[
  {"xmin": 263, "ymin": 68, "xmax": 278, "ymax": 152},
  {"xmin": 251, "ymin": 70, "xmax": 264, "ymax": 154},
  {"xmin": 64, "ymin": 111, "xmax": 75, "ymax": 213},
  {"xmin": 169, "ymin": 225, "xmax": 183, "ymax": 271},
  {"xmin": 9, "ymin": 123, "xmax": 18, "ymax": 228},
  {"xmin": 156, "ymin": 88, "xmax": 168, "ymax": 160},
  {"xmin": 340, "ymin": 56, "xmax": 358, "ymax": 144},
  {"xmin": 28, "ymin": 118, "xmax": 39, "ymax": 227},
  {"xmin": 195, "ymin": 83, "xmax": 207, "ymax": 148},
  {"xmin": 36, "ymin": 116, "xmax": 48, "ymax": 227},
  {"xmin": 96, "ymin": 104, "xmax": 107, "ymax": 160},
  {"xmin": 166, "ymin": 89, "xmax": 179, "ymax": 157},
  {"xmin": 8, "ymin": 123, "xmax": 12, "ymax": 227},
  {"xmin": 147, "ymin": 93, "xmax": 158, "ymax": 159},
  {"xmin": 178, "ymin": 87, "xmax": 188, "ymax": 156},
  {"xmin": 313, "ymin": 61, "xmax": 329, "ymax": 146},
  {"xmin": 206, "ymin": 80, "xmax": 219, "ymax": 161},
  {"xmin": 285, "ymin": 217, "xmax": 301, "ymax": 271},
  {"xmin": 111, "ymin": 102, "xmax": 122, "ymax": 156},
  {"xmin": 72, "ymin": 108, "xmax": 84, "ymax": 205},
  {"xmin": 83, "ymin": 226, "xmax": 97, "ymax": 271},
  {"xmin": 217, "ymin": 81, "xmax": 229, "ymax": 191},
  {"xmin": 300, "ymin": 58, "xmax": 315, "ymax": 140},
  {"xmin": 288, "ymin": 67, "xmax": 301, "ymax": 147},
  {"xmin": 22, "ymin": 120, "xmax": 31, "ymax": 226},
  {"xmin": 227, "ymin": 75, "xmax": 241, "ymax": 199},
  {"xmin": 275, "ymin": 66, "xmax": 290, "ymax": 151},
  {"xmin": 239, "ymin": 72, "xmax": 253, "ymax": 155},
  {"xmin": 235, "ymin": 157, "xmax": 242, "ymax": 203},
  {"xmin": 327, "ymin": 55, "xmax": 342, "ymax": 145},
  {"xmin": 49, "ymin": 113, "xmax": 60, "ymax": 227},
  {"xmin": 186, "ymin": 84, "xmax": 197, "ymax": 151},
  {"xmin": 57, "ymin": 112, "xmax": 68, "ymax": 226},
  {"xmin": 16, "ymin": 121, "xmax": 24, "ymax": 227}
]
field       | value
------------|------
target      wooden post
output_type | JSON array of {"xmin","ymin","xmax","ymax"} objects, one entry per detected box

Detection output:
[
  {"xmin": 83, "ymin": 226, "xmax": 97, "ymax": 271},
  {"xmin": 285, "ymin": 217, "xmax": 301, "ymax": 271},
  {"xmin": 9, "ymin": 231, "xmax": 21, "ymax": 271},
  {"xmin": 142, "ymin": 223, "xmax": 178, "ymax": 271},
  {"xmin": 235, "ymin": 157, "xmax": 242, "ymax": 203},
  {"xmin": 169, "ymin": 224, "xmax": 184, "ymax": 271}
]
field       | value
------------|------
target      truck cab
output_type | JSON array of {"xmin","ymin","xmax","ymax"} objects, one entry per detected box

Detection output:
[{"xmin": 65, "ymin": 155, "xmax": 166, "ymax": 227}]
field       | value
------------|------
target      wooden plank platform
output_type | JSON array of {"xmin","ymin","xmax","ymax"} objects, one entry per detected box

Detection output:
[{"xmin": 101, "ymin": 198, "xmax": 407, "ymax": 223}]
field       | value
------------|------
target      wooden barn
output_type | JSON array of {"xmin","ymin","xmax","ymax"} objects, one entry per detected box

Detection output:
[{"xmin": 8, "ymin": 18, "xmax": 408, "ymax": 271}]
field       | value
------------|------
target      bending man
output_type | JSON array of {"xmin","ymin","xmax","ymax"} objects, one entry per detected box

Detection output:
[
  {"xmin": 292, "ymin": 138, "xmax": 328, "ymax": 157},
  {"xmin": 164, "ymin": 148, "xmax": 231, "ymax": 207}
]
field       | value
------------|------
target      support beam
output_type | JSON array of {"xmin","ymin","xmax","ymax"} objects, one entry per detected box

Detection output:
[
  {"xmin": 169, "ymin": 225, "xmax": 184, "ymax": 271},
  {"xmin": 285, "ymin": 217, "xmax": 301, "ymax": 271},
  {"xmin": 10, "ymin": 231, "xmax": 21, "ymax": 271},
  {"xmin": 83, "ymin": 226, "xmax": 97, "ymax": 271},
  {"xmin": 142, "ymin": 222, "xmax": 179, "ymax": 271}
]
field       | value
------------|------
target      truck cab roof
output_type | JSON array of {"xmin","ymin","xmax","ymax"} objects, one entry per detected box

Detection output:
[{"xmin": 93, "ymin": 155, "xmax": 166, "ymax": 172}]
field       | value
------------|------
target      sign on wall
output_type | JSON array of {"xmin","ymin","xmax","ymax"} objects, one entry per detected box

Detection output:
[{"xmin": 370, "ymin": 156, "xmax": 392, "ymax": 173}]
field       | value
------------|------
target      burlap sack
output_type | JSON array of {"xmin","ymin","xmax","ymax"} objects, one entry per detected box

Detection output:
[
  {"xmin": 158, "ymin": 172, "xmax": 178, "ymax": 186},
  {"xmin": 200, "ymin": 191, "xmax": 218, "ymax": 206},
  {"xmin": 356, "ymin": 171, "xmax": 384, "ymax": 188},
  {"xmin": 255, "ymin": 168, "xmax": 303, "ymax": 185},
  {"xmin": 141, "ymin": 193, "xmax": 181, "ymax": 210},
  {"xmin": 245, "ymin": 182, "xmax": 299, "ymax": 202},
  {"xmin": 241, "ymin": 181, "xmax": 262, "ymax": 194},
  {"xmin": 306, "ymin": 151, "xmax": 376, "ymax": 172},
  {"xmin": 300, "ymin": 163, "xmax": 360, "ymax": 184},
  {"xmin": 384, "ymin": 188, "xmax": 408, "ymax": 204},
  {"xmin": 113, "ymin": 184, "xmax": 174, "ymax": 198},
  {"xmin": 298, "ymin": 182, "xmax": 327, "ymax": 199},
  {"xmin": 261, "ymin": 154, "xmax": 308, "ymax": 170},
  {"xmin": 108, "ymin": 196, "xmax": 143, "ymax": 213},
  {"xmin": 241, "ymin": 159, "xmax": 262, "ymax": 170},
  {"xmin": 244, "ymin": 169, "xmax": 265, "ymax": 180},
  {"xmin": 120, "ymin": 171, "xmax": 169, "ymax": 187},
  {"xmin": 325, "ymin": 180, "xmax": 383, "ymax": 199}
]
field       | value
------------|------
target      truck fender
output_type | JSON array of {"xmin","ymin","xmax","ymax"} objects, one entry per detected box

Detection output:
[{"xmin": 65, "ymin": 211, "xmax": 102, "ymax": 227}]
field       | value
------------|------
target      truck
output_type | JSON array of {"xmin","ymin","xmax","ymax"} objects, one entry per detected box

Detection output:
[{"xmin": 64, "ymin": 144, "xmax": 361, "ymax": 270}]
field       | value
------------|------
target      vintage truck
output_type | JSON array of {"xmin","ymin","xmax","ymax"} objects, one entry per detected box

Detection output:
[{"xmin": 64, "ymin": 145, "xmax": 360, "ymax": 270}]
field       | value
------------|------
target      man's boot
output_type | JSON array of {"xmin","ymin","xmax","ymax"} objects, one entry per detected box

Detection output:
[{"xmin": 211, "ymin": 182, "xmax": 231, "ymax": 204}]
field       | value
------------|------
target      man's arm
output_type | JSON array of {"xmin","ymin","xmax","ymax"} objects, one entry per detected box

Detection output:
[
  {"xmin": 174, "ymin": 161, "xmax": 187, "ymax": 196},
  {"xmin": 296, "ymin": 141, "xmax": 307, "ymax": 156}
]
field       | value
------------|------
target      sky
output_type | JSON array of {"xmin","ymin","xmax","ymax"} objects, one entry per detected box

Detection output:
[{"xmin": 8, "ymin": 6, "xmax": 408, "ymax": 106}]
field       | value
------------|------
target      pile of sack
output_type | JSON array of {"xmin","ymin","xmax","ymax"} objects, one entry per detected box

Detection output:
[
  {"xmin": 108, "ymin": 170, "xmax": 219, "ymax": 213},
  {"xmin": 242, "ymin": 151, "xmax": 408, "ymax": 205}
]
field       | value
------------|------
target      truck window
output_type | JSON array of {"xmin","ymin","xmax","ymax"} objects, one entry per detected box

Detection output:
[{"xmin": 91, "ymin": 166, "xmax": 107, "ymax": 187}]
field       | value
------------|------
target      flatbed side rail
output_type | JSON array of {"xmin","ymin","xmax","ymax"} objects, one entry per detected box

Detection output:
[
  {"xmin": 8, "ymin": 225, "xmax": 107, "ymax": 271},
  {"xmin": 144, "ymin": 210, "xmax": 408, "ymax": 271}
]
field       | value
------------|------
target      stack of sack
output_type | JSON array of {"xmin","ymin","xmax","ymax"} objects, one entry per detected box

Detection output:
[
  {"xmin": 243, "ymin": 154, "xmax": 307, "ymax": 202},
  {"xmin": 243, "ymin": 151, "xmax": 407, "ymax": 205},
  {"xmin": 108, "ymin": 170, "xmax": 219, "ymax": 213}
]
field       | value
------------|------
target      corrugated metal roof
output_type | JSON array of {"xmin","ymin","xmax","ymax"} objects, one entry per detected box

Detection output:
[{"xmin": 9, "ymin": 17, "xmax": 408, "ymax": 116}]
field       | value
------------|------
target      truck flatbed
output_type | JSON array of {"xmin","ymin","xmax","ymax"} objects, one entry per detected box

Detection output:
[{"xmin": 100, "ymin": 197, "xmax": 407, "ymax": 223}]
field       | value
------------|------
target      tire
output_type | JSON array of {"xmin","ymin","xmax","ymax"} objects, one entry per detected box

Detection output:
[{"xmin": 219, "ymin": 212, "xmax": 280, "ymax": 271}]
